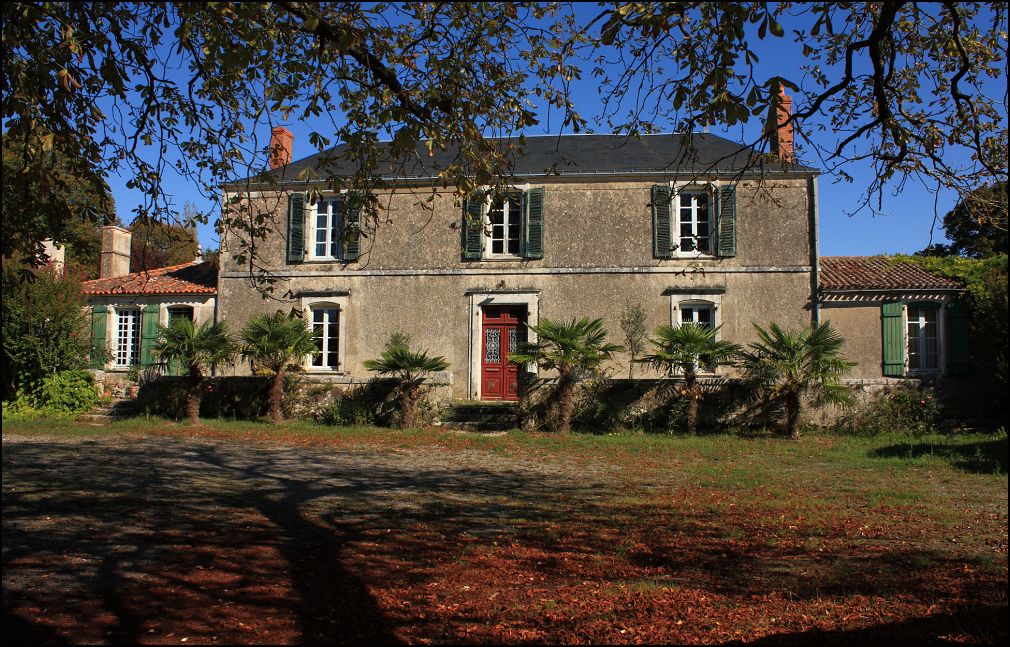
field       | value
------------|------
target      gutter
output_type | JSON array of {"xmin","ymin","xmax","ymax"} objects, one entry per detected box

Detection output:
[
  {"xmin": 810, "ymin": 176, "xmax": 820, "ymax": 325},
  {"xmin": 219, "ymin": 168, "xmax": 821, "ymax": 191}
]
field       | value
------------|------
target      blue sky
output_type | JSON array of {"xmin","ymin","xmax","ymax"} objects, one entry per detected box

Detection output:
[{"xmin": 101, "ymin": 4, "xmax": 1004, "ymax": 258}]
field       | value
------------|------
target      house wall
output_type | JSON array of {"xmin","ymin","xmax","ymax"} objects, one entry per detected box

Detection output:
[
  {"xmin": 820, "ymin": 301, "xmax": 886, "ymax": 380},
  {"xmin": 218, "ymin": 176, "xmax": 816, "ymax": 399}
]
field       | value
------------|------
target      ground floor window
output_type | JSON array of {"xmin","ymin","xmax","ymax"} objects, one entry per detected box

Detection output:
[
  {"xmin": 680, "ymin": 303, "xmax": 714, "ymax": 329},
  {"xmin": 311, "ymin": 306, "xmax": 341, "ymax": 369},
  {"xmin": 114, "ymin": 308, "xmax": 142, "ymax": 367},
  {"xmin": 167, "ymin": 306, "xmax": 194, "ymax": 324},
  {"xmin": 907, "ymin": 304, "xmax": 940, "ymax": 372}
]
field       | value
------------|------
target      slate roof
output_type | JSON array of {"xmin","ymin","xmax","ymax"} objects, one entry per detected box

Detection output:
[
  {"xmin": 81, "ymin": 261, "xmax": 217, "ymax": 296},
  {"xmin": 819, "ymin": 256, "xmax": 963, "ymax": 292},
  {"xmin": 228, "ymin": 132, "xmax": 817, "ymax": 186}
]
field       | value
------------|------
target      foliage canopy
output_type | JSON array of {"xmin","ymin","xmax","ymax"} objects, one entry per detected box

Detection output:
[{"xmin": 3, "ymin": 2, "xmax": 1005, "ymax": 287}]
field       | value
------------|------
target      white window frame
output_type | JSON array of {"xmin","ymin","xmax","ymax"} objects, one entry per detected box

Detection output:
[
  {"xmin": 481, "ymin": 187, "xmax": 527, "ymax": 260},
  {"xmin": 113, "ymin": 307, "xmax": 142, "ymax": 368},
  {"xmin": 905, "ymin": 302, "xmax": 943, "ymax": 375},
  {"xmin": 308, "ymin": 195, "xmax": 346, "ymax": 261},
  {"xmin": 301, "ymin": 296, "xmax": 349, "ymax": 373},
  {"xmin": 670, "ymin": 181, "xmax": 717, "ymax": 258},
  {"xmin": 670, "ymin": 294, "xmax": 723, "ymax": 375}
]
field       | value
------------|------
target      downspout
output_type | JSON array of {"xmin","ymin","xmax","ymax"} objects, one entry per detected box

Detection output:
[{"xmin": 809, "ymin": 175, "xmax": 820, "ymax": 326}]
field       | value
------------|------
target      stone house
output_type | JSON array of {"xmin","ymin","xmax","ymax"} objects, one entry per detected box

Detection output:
[
  {"xmin": 217, "ymin": 111, "xmax": 825, "ymax": 402},
  {"xmin": 82, "ymin": 225, "xmax": 217, "ymax": 387}
]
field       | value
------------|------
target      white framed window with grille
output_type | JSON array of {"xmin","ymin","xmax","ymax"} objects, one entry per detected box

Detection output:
[
  {"xmin": 671, "ymin": 294, "xmax": 723, "ymax": 374},
  {"xmin": 311, "ymin": 306, "xmax": 341, "ymax": 369},
  {"xmin": 301, "ymin": 296, "xmax": 349, "ymax": 372},
  {"xmin": 484, "ymin": 193, "xmax": 523, "ymax": 258},
  {"xmin": 674, "ymin": 189, "xmax": 713, "ymax": 256},
  {"xmin": 311, "ymin": 198, "xmax": 343, "ymax": 260},
  {"xmin": 114, "ymin": 307, "xmax": 142, "ymax": 367},
  {"xmin": 907, "ymin": 303, "xmax": 941, "ymax": 373}
]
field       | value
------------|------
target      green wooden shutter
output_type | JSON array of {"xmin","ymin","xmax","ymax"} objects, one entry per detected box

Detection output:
[
  {"xmin": 524, "ymin": 187, "xmax": 545, "ymax": 260},
  {"xmin": 140, "ymin": 305, "xmax": 160, "ymax": 369},
  {"xmin": 343, "ymin": 193, "xmax": 361, "ymax": 261},
  {"xmin": 652, "ymin": 185, "xmax": 672, "ymax": 259},
  {"xmin": 90, "ymin": 305, "xmax": 108, "ymax": 369},
  {"xmin": 945, "ymin": 300, "xmax": 969, "ymax": 376},
  {"xmin": 716, "ymin": 185, "xmax": 737, "ymax": 257},
  {"xmin": 881, "ymin": 301, "xmax": 905, "ymax": 377},
  {"xmin": 462, "ymin": 195, "xmax": 484, "ymax": 260},
  {"xmin": 287, "ymin": 192, "xmax": 305, "ymax": 263}
]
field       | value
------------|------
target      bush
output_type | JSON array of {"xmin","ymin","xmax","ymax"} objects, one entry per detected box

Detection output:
[
  {"xmin": 2, "ymin": 266, "xmax": 93, "ymax": 399},
  {"xmin": 835, "ymin": 382, "xmax": 943, "ymax": 437},
  {"xmin": 1, "ymin": 370, "xmax": 98, "ymax": 420}
]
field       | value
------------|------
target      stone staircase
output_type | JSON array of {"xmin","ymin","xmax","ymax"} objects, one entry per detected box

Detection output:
[
  {"xmin": 78, "ymin": 398, "xmax": 140, "ymax": 425},
  {"xmin": 440, "ymin": 402, "xmax": 522, "ymax": 433}
]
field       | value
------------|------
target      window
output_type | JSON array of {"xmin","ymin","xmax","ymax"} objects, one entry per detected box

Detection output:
[
  {"xmin": 680, "ymin": 303, "xmax": 714, "ymax": 329},
  {"xmin": 114, "ymin": 308, "xmax": 142, "ymax": 367},
  {"xmin": 167, "ymin": 306, "xmax": 194, "ymax": 324},
  {"xmin": 485, "ymin": 193, "xmax": 523, "ymax": 257},
  {"xmin": 907, "ymin": 304, "xmax": 940, "ymax": 372},
  {"xmin": 312, "ymin": 199, "xmax": 343, "ymax": 259},
  {"xmin": 672, "ymin": 297, "xmax": 721, "ymax": 373},
  {"xmin": 311, "ymin": 306, "xmax": 341, "ymax": 369},
  {"xmin": 676, "ymin": 191, "xmax": 712, "ymax": 255}
]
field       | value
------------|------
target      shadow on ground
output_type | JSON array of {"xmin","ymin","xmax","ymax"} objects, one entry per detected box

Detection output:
[
  {"xmin": 3, "ymin": 434, "xmax": 1006, "ymax": 644},
  {"xmin": 870, "ymin": 433, "xmax": 1008, "ymax": 474}
]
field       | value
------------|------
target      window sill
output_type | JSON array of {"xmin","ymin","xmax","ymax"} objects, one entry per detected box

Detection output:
[
  {"xmin": 305, "ymin": 368, "xmax": 347, "ymax": 375},
  {"xmin": 479, "ymin": 255, "xmax": 525, "ymax": 262}
]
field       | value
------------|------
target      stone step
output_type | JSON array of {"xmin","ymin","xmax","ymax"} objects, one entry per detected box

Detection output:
[
  {"xmin": 441, "ymin": 420, "xmax": 517, "ymax": 433},
  {"xmin": 77, "ymin": 414, "xmax": 116, "ymax": 425}
]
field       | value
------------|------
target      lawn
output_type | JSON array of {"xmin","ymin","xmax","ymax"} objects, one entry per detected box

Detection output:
[{"xmin": 3, "ymin": 418, "xmax": 1007, "ymax": 644}]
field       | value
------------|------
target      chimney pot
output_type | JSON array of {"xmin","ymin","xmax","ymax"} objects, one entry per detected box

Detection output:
[
  {"xmin": 99, "ymin": 225, "xmax": 132, "ymax": 278},
  {"xmin": 269, "ymin": 126, "xmax": 294, "ymax": 170},
  {"xmin": 767, "ymin": 81, "xmax": 795, "ymax": 164}
]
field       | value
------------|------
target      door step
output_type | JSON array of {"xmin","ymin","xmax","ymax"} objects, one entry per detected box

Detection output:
[{"xmin": 441, "ymin": 402, "xmax": 521, "ymax": 432}]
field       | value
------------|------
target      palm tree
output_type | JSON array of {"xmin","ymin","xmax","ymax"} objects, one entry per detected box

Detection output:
[
  {"xmin": 509, "ymin": 317, "xmax": 623, "ymax": 434},
  {"xmin": 239, "ymin": 312, "xmax": 317, "ymax": 424},
  {"xmin": 738, "ymin": 322, "xmax": 854, "ymax": 440},
  {"xmin": 363, "ymin": 345, "xmax": 449, "ymax": 429},
  {"xmin": 153, "ymin": 318, "xmax": 234, "ymax": 424},
  {"xmin": 637, "ymin": 323, "xmax": 740, "ymax": 434}
]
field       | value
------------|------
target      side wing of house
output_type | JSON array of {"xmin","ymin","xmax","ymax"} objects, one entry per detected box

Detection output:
[{"xmin": 818, "ymin": 257, "xmax": 969, "ymax": 380}]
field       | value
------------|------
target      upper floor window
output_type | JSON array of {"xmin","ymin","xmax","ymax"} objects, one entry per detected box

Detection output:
[
  {"xmin": 312, "ymin": 199, "xmax": 343, "ymax": 260},
  {"xmin": 311, "ymin": 305, "xmax": 341, "ymax": 369},
  {"xmin": 486, "ymin": 194, "xmax": 523, "ymax": 257},
  {"xmin": 114, "ymin": 307, "xmax": 142, "ymax": 367},
  {"xmin": 676, "ymin": 191, "xmax": 712, "ymax": 255},
  {"xmin": 907, "ymin": 303, "xmax": 939, "ymax": 372}
]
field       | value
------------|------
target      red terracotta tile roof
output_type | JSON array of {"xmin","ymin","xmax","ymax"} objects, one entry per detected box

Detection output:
[
  {"xmin": 81, "ymin": 261, "xmax": 217, "ymax": 296},
  {"xmin": 819, "ymin": 256, "xmax": 963, "ymax": 291}
]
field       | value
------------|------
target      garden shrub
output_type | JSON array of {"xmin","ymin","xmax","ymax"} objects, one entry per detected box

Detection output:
[
  {"xmin": 834, "ymin": 382, "xmax": 943, "ymax": 437},
  {"xmin": 2, "ymin": 266, "xmax": 93, "ymax": 399},
  {"xmin": 1, "ymin": 370, "xmax": 98, "ymax": 419}
]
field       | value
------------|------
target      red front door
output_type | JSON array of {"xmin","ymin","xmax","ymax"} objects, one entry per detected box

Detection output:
[{"xmin": 481, "ymin": 306, "xmax": 526, "ymax": 401}]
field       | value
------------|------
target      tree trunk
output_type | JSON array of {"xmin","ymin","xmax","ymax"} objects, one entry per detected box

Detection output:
[
  {"xmin": 557, "ymin": 370, "xmax": 575, "ymax": 434},
  {"xmin": 269, "ymin": 366, "xmax": 286, "ymax": 424},
  {"xmin": 685, "ymin": 372, "xmax": 699, "ymax": 435},
  {"xmin": 399, "ymin": 382, "xmax": 418, "ymax": 429},
  {"xmin": 785, "ymin": 389, "xmax": 801, "ymax": 440},
  {"xmin": 186, "ymin": 366, "xmax": 203, "ymax": 424}
]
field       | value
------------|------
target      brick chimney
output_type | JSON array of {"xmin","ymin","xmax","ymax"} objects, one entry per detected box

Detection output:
[
  {"xmin": 99, "ymin": 225, "xmax": 132, "ymax": 278},
  {"xmin": 269, "ymin": 126, "xmax": 294, "ymax": 170},
  {"xmin": 767, "ymin": 80, "xmax": 795, "ymax": 163}
]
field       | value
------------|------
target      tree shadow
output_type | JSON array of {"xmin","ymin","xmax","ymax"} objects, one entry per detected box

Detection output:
[{"xmin": 870, "ymin": 434, "xmax": 1008, "ymax": 474}]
